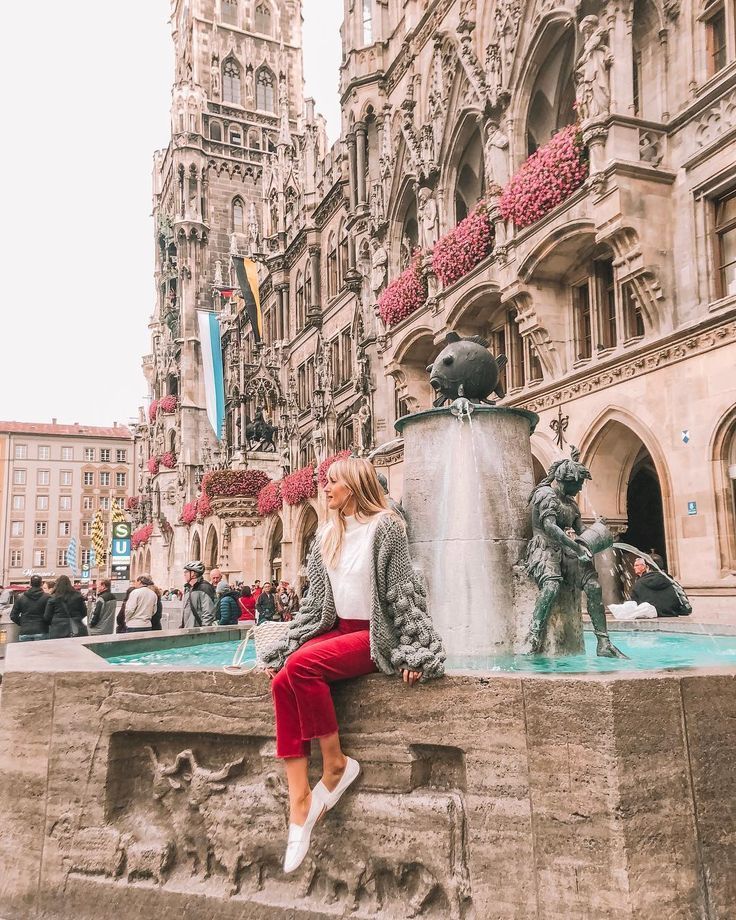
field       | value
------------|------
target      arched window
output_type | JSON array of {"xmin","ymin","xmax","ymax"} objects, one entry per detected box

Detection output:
[
  {"xmin": 526, "ymin": 29, "xmax": 576, "ymax": 155},
  {"xmin": 632, "ymin": 0, "xmax": 661, "ymax": 119},
  {"xmin": 256, "ymin": 67, "xmax": 275, "ymax": 112},
  {"xmin": 229, "ymin": 125, "xmax": 242, "ymax": 145},
  {"xmin": 255, "ymin": 2, "xmax": 272, "ymax": 35},
  {"xmin": 362, "ymin": 0, "xmax": 373, "ymax": 45},
  {"xmin": 210, "ymin": 121, "xmax": 222, "ymax": 142},
  {"xmin": 233, "ymin": 198, "xmax": 245, "ymax": 233},
  {"xmin": 327, "ymin": 233, "xmax": 338, "ymax": 298},
  {"xmin": 223, "ymin": 58, "xmax": 242, "ymax": 105},
  {"xmin": 304, "ymin": 266, "xmax": 313, "ymax": 317},
  {"xmin": 453, "ymin": 129, "xmax": 484, "ymax": 223},
  {"xmin": 704, "ymin": 0, "xmax": 728, "ymax": 77},
  {"xmin": 339, "ymin": 222, "xmax": 349, "ymax": 283},
  {"xmin": 222, "ymin": 0, "xmax": 238, "ymax": 26},
  {"xmin": 295, "ymin": 271, "xmax": 305, "ymax": 330},
  {"xmin": 247, "ymin": 127, "xmax": 261, "ymax": 149}
]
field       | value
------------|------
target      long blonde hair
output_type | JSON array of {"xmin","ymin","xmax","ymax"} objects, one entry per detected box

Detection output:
[{"xmin": 320, "ymin": 457, "xmax": 397, "ymax": 567}]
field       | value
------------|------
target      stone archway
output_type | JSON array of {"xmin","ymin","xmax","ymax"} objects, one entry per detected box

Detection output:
[
  {"xmin": 190, "ymin": 531, "xmax": 201, "ymax": 563},
  {"xmin": 269, "ymin": 516, "xmax": 283, "ymax": 584},
  {"xmin": 581, "ymin": 413, "xmax": 673, "ymax": 602},
  {"xmin": 204, "ymin": 526, "xmax": 219, "ymax": 571}
]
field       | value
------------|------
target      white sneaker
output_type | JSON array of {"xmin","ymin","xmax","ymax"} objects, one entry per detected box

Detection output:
[
  {"xmin": 283, "ymin": 790, "xmax": 326, "ymax": 874},
  {"xmin": 313, "ymin": 756, "xmax": 361, "ymax": 812}
]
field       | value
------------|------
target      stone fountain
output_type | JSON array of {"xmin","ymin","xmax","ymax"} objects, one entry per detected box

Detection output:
[{"xmin": 397, "ymin": 331, "xmax": 624, "ymax": 662}]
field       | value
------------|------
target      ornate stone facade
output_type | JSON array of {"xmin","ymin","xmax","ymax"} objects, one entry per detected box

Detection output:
[{"xmin": 139, "ymin": 0, "xmax": 736, "ymax": 618}]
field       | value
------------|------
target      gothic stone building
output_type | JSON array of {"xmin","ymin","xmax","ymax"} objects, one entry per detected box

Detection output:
[{"xmin": 136, "ymin": 0, "xmax": 736, "ymax": 619}]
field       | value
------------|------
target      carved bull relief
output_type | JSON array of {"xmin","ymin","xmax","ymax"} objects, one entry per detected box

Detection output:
[{"xmin": 55, "ymin": 732, "xmax": 473, "ymax": 918}]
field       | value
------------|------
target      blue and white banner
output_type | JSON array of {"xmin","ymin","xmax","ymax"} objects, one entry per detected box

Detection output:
[
  {"xmin": 67, "ymin": 537, "xmax": 78, "ymax": 576},
  {"xmin": 197, "ymin": 310, "xmax": 226, "ymax": 439}
]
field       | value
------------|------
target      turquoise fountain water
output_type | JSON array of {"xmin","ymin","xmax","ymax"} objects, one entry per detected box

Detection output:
[{"xmin": 100, "ymin": 630, "xmax": 736, "ymax": 673}]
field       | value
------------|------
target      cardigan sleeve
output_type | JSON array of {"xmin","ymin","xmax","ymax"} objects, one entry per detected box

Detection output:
[
  {"xmin": 382, "ymin": 519, "xmax": 446, "ymax": 679},
  {"xmin": 260, "ymin": 542, "xmax": 329, "ymax": 671}
]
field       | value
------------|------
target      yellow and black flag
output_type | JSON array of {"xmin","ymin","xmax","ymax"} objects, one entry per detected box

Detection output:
[{"xmin": 233, "ymin": 256, "xmax": 263, "ymax": 344}]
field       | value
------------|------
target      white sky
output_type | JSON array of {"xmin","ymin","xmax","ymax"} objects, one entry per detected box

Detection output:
[{"xmin": 0, "ymin": 0, "xmax": 342, "ymax": 428}]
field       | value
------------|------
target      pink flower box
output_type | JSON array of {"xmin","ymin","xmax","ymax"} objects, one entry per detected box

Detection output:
[
  {"xmin": 180, "ymin": 502, "xmax": 197, "ymax": 525},
  {"xmin": 148, "ymin": 400, "xmax": 159, "ymax": 423},
  {"xmin": 159, "ymin": 395, "xmax": 178, "ymax": 413},
  {"xmin": 160, "ymin": 451, "xmax": 176, "ymax": 469},
  {"xmin": 196, "ymin": 492, "xmax": 212, "ymax": 520},
  {"xmin": 147, "ymin": 457, "xmax": 160, "ymax": 476},
  {"xmin": 203, "ymin": 469, "xmax": 270, "ymax": 498},
  {"xmin": 282, "ymin": 465, "xmax": 317, "ymax": 506},
  {"xmin": 432, "ymin": 203, "xmax": 494, "ymax": 287},
  {"xmin": 125, "ymin": 496, "xmax": 140, "ymax": 511},
  {"xmin": 377, "ymin": 254, "xmax": 428, "ymax": 328},
  {"xmin": 132, "ymin": 523, "xmax": 153, "ymax": 549},
  {"xmin": 499, "ymin": 124, "xmax": 588, "ymax": 229},
  {"xmin": 257, "ymin": 480, "xmax": 283, "ymax": 516}
]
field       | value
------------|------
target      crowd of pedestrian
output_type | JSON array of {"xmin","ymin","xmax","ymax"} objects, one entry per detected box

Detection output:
[{"xmin": 6, "ymin": 562, "xmax": 308, "ymax": 642}]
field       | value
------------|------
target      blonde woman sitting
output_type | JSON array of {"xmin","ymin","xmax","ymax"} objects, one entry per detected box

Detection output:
[{"xmin": 263, "ymin": 457, "xmax": 446, "ymax": 873}]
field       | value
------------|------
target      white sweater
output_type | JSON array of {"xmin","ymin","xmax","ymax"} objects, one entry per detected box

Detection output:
[
  {"xmin": 325, "ymin": 514, "xmax": 383, "ymax": 620},
  {"xmin": 124, "ymin": 586, "xmax": 158, "ymax": 628}
]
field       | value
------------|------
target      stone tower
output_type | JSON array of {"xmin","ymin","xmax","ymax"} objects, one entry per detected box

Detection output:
[{"xmin": 144, "ymin": 0, "xmax": 303, "ymax": 516}]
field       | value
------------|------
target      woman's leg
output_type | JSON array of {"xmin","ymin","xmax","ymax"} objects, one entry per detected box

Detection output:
[
  {"xmin": 284, "ymin": 626, "xmax": 376, "ymax": 789},
  {"xmin": 284, "ymin": 756, "xmax": 312, "ymax": 825},
  {"xmin": 318, "ymin": 732, "xmax": 348, "ymax": 792}
]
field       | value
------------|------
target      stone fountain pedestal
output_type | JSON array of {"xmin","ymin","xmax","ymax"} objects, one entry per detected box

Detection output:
[{"xmin": 396, "ymin": 406, "xmax": 539, "ymax": 661}]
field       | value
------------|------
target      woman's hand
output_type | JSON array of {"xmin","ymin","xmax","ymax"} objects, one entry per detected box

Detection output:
[
  {"xmin": 402, "ymin": 669, "xmax": 422, "ymax": 686},
  {"xmin": 265, "ymin": 668, "xmax": 277, "ymax": 680}
]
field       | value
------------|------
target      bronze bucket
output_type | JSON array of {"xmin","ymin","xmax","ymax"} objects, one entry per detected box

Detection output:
[{"xmin": 575, "ymin": 520, "xmax": 614, "ymax": 557}]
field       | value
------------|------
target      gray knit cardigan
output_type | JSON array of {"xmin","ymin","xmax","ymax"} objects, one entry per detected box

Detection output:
[{"xmin": 261, "ymin": 514, "xmax": 446, "ymax": 679}]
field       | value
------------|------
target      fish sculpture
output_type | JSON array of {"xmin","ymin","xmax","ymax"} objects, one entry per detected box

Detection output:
[{"xmin": 426, "ymin": 331, "xmax": 508, "ymax": 407}]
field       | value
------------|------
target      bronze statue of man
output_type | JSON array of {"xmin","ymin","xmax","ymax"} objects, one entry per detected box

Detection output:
[{"xmin": 523, "ymin": 448, "xmax": 626, "ymax": 658}]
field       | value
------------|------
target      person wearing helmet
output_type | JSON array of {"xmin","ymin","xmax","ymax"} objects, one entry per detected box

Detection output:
[{"xmin": 180, "ymin": 561, "xmax": 216, "ymax": 628}]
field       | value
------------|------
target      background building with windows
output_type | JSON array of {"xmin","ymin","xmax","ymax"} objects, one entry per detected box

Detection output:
[
  {"xmin": 136, "ymin": 0, "xmax": 736, "ymax": 619},
  {"xmin": 0, "ymin": 421, "xmax": 134, "ymax": 586}
]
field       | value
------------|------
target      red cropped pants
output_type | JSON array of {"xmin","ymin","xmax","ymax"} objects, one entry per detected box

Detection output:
[{"xmin": 271, "ymin": 618, "xmax": 378, "ymax": 758}]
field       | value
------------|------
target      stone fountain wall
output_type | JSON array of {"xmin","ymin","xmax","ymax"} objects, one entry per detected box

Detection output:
[{"xmin": 1, "ymin": 636, "xmax": 735, "ymax": 920}]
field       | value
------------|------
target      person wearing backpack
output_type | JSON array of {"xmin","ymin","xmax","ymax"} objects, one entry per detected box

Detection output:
[{"xmin": 44, "ymin": 576, "xmax": 88, "ymax": 639}]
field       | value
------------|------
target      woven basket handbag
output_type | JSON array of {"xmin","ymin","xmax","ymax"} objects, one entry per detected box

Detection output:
[{"xmin": 223, "ymin": 621, "xmax": 290, "ymax": 673}]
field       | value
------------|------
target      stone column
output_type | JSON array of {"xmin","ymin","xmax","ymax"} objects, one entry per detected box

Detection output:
[
  {"xmin": 397, "ymin": 406, "xmax": 539, "ymax": 659},
  {"xmin": 355, "ymin": 121, "xmax": 368, "ymax": 208},
  {"xmin": 606, "ymin": 1, "xmax": 634, "ymax": 115},
  {"xmin": 307, "ymin": 244, "xmax": 322, "ymax": 324},
  {"xmin": 346, "ymin": 132, "xmax": 358, "ymax": 212}
]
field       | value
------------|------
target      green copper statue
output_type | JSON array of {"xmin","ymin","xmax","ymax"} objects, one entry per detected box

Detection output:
[{"xmin": 523, "ymin": 447, "xmax": 627, "ymax": 658}]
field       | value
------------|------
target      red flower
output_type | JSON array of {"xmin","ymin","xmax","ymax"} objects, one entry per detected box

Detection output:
[
  {"xmin": 180, "ymin": 502, "xmax": 197, "ymax": 525},
  {"xmin": 432, "ymin": 203, "xmax": 494, "ymax": 287},
  {"xmin": 147, "ymin": 457, "xmax": 160, "ymax": 475},
  {"xmin": 377, "ymin": 253, "xmax": 428, "ymax": 327},
  {"xmin": 160, "ymin": 451, "xmax": 176, "ymax": 469},
  {"xmin": 125, "ymin": 496, "xmax": 140, "ymax": 511},
  {"xmin": 282, "ymin": 465, "xmax": 317, "ymax": 506},
  {"xmin": 196, "ymin": 491, "xmax": 212, "ymax": 520},
  {"xmin": 499, "ymin": 124, "xmax": 588, "ymax": 229},
  {"xmin": 317, "ymin": 450, "xmax": 352, "ymax": 490},
  {"xmin": 148, "ymin": 400, "xmax": 159, "ymax": 423},
  {"xmin": 203, "ymin": 469, "xmax": 271, "ymax": 498},
  {"xmin": 257, "ymin": 480, "xmax": 283, "ymax": 516},
  {"xmin": 131, "ymin": 523, "xmax": 154, "ymax": 549},
  {"xmin": 159, "ymin": 395, "xmax": 178, "ymax": 413}
]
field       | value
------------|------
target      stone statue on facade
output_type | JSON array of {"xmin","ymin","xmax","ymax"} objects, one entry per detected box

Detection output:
[
  {"xmin": 483, "ymin": 121, "xmax": 510, "ymax": 196},
  {"xmin": 417, "ymin": 186, "xmax": 439, "ymax": 250},
  {"xmin": 575, "ymin": 16, "xmax": 613, "ymax": 123},
  {"xmin": 210, "ymin": 53, "xmax": 221, "ymax": 100},
  {"xmin": 522, "ymin": 447, "xmax": 627, "ymax": 658},
  {"xmin": 370, "ymin": 239, "xmax": 388, "ymax": 295},
  {"xmin": 213, "ymin": 259, "xmax": 224, "ymax": 288},
  {"xmin": 400, "ymin": 234, "xmax": 414, "ymax": 270}
]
